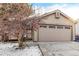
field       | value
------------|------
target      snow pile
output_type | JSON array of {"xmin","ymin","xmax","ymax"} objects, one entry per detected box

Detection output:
[{"xmin": 0, "ymin": 43, "xmax": 41, "ymax": 56}]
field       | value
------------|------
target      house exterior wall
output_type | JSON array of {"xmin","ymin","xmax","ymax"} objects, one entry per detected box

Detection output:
[
  {"xmin": 73, "ymin": 24, "xmax": 76, "ymax": 40},
  {"xmin": 33, "ymin": 30, "xmax": 38, "ymax": 41},
  {"xmin": 33, "ymin": 13, "xmax": 75, "ymax": 42},
  {"xmin": 39, "ymin": 14, "xmax": 73, "ymax": 25},
  {"xmin": 76, "ymin": 21, "xmax": 79, "ymax": 35}
]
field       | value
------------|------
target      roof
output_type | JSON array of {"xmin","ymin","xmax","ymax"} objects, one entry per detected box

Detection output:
[
  {"xmin": 36, "ymin": 9, "xmax": 77, "ymax": 24},
  {"xmin": 22, "ymin": 9, "xmax": 77, "ymax": 27}
]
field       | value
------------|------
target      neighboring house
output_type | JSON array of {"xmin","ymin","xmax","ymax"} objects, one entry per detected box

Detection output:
[
  {"xmin": 76, "ymin": 20, "xmax": 79, "ymax": 35},
  {"xmin": 33, "ymin": 9, "xmax": 76, "ymax": 42}
]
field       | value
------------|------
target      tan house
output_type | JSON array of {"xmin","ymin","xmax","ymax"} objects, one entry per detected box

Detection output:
[{"xmin": 33, "ymin": 9, "xmax": 76, "ymax": 42}]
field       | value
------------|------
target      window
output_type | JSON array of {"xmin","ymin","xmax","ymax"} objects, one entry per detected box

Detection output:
[
  {"xmin": 49, "ymin": 25, "xmax": 55, "ymax": 28},
  {"xmin": 40, "ymin": 25, "xmax": 47, "ymax": 28},
  {"xmin": 65, "ymin": 26, "xmax": 71, "ymax": 29},
  {"xmin": 57, "ymin": 25, "xmax": 63, "ymax": 29}
]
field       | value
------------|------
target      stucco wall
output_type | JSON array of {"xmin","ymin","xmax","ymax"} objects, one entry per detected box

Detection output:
[
  {"xmin": 33, "ymin": 30, "xmax": 38, "ymax": 41},
  {"xmin": 39, "ymin": 14, "xmax": 73, "ymax": 25}
]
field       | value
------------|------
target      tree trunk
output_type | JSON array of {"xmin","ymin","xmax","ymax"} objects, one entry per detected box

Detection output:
[
  {"xmin": 2, "ymin": 33, "xmax": 9, "ymax": 42},
  {"xmin": 17, "ymin": 33, "xmax": 24, "ymax": 48}
]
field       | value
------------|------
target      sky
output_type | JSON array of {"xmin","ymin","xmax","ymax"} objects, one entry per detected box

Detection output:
[{"xmin": 32, "ymin": 3, "xmax": 79, "ymax": 20}]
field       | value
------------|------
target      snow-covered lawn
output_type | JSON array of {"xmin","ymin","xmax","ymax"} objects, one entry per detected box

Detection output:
[{"xmin": 0, "ymin": 42, "xmax": 42, "ymax": 56}]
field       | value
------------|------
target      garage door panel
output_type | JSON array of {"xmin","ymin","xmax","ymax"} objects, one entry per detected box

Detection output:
[{"xmin": 38, "ymin": 25, "xmax": 71, "ymax": 42}]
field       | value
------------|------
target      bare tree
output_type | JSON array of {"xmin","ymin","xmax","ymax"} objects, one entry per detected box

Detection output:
[{"xmin": 0, "ymin": 3, "xmax": 33, "ymax": 48}]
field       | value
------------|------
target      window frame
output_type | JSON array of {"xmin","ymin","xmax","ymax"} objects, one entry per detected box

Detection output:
[
  {"xmin": 57, "ymin": 25, "xmax": 63, "ymax": 29},
  {"xmin": 65, "ymin": 26, "xmax": 71, "ymax": 29},
  {"xmin": 49, "ymin": 25, "xmax": 56, "ymax": 28},
  {"xmin": 40, "ymin": 25, "xmax": 47, "ymax": 28}
]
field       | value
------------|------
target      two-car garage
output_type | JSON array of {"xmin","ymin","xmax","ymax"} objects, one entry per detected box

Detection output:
[
  {"xmin": 38, "ymin": 24, "xmax": 72, "ymax": 42},
  {"xmin": 33, "ymin": 9, "xmax": 75, "ymax": 42}
]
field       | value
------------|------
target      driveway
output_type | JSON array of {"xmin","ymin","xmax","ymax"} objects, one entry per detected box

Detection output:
[{"xmin": 38, "ymin": 42, "xmax": 79, "ymax": 56}]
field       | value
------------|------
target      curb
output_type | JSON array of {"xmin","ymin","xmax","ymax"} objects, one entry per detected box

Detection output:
[{"xmin": 37, "ymin": 44, "xmax": 44, "ymax": 56}]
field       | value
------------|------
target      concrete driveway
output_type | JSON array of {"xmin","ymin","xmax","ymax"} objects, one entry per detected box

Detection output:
[{"xmin": 38, "ymin": 42, "xmax": 79, "ymax": 56}]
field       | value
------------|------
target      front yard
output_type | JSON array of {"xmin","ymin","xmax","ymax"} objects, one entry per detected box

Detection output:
[
  {"xmin": 0, "ymin": 42, "xmax": 42, "ymax": 56},
  {"xmin": 1, "ymin": 41, "xmax": 79, "ymax": 56}
]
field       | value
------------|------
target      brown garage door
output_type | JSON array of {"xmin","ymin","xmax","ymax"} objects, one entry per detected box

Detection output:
[{"xmin": 38, "ymin": 24, "xmax": 72, "ymax": 42}]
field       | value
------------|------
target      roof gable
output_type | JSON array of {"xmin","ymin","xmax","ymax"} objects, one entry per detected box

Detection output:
[{"xmin": 38, "ymin": 9, "xmax": 76, "ymax": 24}]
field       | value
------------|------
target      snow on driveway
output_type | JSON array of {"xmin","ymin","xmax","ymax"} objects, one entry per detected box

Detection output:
[
  {"xmin": 0, "ymin": 42, "xmax": 42, "ymax": 56},
  {"xmin": 38, "ymin": 42, "xmax": 79, "ymax": 56}
]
